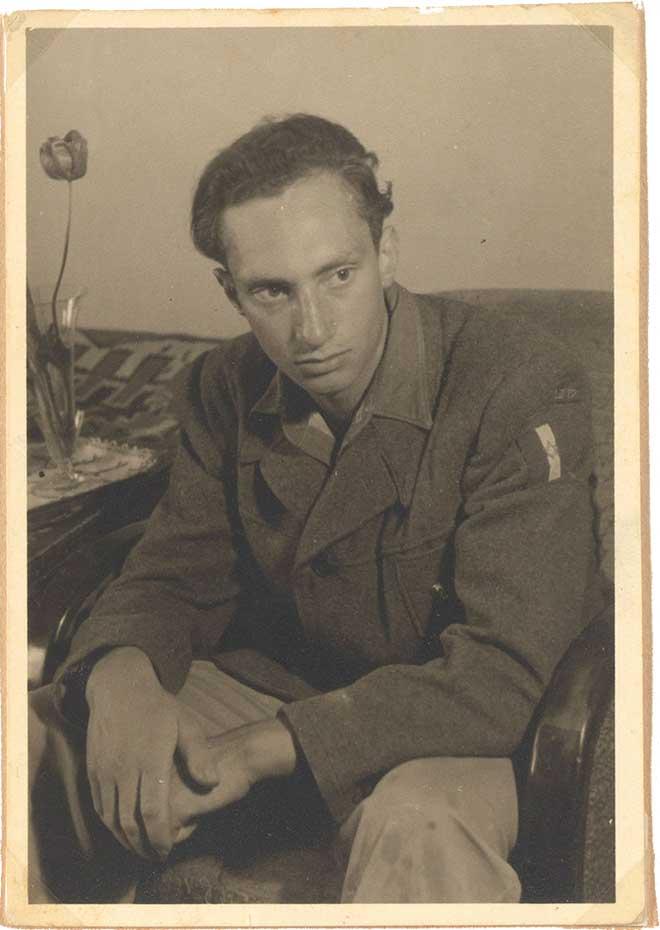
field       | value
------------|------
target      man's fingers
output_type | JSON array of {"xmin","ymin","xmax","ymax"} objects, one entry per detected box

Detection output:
[
  {"xmin": 94, "ymin": 780, "xmax": 132, "ymax": 853},
  {"xmin": 177, "ymin": 724, "xmax": 218, "ymax": 788},
  {"xmin": 88, "ymin": 765, "xmax": 131, "ymax": 853},
  {"xmin": 89, "ymin": 769, "xmax": 167, "ymax": 859},
  {"xmin": 116, "ymin": 776, "xmax": 148, "ymax": 858},
  {"xmin": 174, "ymin": 778, "xmax": 237, "ymax": 820},
  {"xmin": 99, "ymin": 780, "xmax": 117, "ymax": 834},
  {"xmin": 174, "ymin": 822, "xmax": 198, "ymax": 845},
  {"xmin": 138, "ymin": 770, "xmax": 173, "ymax": 859},
  {"xmin": 87, "ymin": 768, "xmax": 103, "ymax": 820},
  {"xmin": 183, "ymin": 783, "xmax": 225, "ymax": 818}
]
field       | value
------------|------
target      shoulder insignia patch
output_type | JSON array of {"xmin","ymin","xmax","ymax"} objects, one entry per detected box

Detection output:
[
  {"xmin": 534, "ymin": 423, "xmax": 561, "ymax": 481},
  {"xmin": 516, "ymin": 422, "xmax": 563, "ymax": 485}
]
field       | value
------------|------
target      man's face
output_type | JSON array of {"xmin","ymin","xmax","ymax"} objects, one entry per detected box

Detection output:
[{"xmin": 219, "ymin": 171, "xmax": 398, "ymax": 419}]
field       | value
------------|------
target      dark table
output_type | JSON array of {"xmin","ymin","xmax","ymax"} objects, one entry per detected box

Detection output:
[{"xmin": 28, "ymin": 459, "xmax": 169, "ymax": 646}]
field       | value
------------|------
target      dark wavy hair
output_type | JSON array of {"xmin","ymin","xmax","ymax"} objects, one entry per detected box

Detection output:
[{"xmin": 191, "ymin": 114, "xmax": 394, "ymax": 266}]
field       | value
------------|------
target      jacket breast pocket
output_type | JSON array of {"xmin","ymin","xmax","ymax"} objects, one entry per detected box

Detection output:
[{"xmin": 389, "ymin": 533, "xmax": 455, "ymax": 640}]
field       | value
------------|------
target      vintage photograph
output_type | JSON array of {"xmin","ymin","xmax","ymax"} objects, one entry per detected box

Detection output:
[{"xmin": 2, "ymin": 3, "xmax": 647, "ymax": 925}]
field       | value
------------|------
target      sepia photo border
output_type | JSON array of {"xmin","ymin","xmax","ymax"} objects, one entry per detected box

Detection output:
[{"xmin": 2, "ymin": 2, "xmax": 649, "ymax": 925}]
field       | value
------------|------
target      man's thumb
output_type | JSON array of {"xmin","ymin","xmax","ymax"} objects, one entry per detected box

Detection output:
[{"xmin": 178, "ymin": 725, "xmax": 218, "ymax": 788}]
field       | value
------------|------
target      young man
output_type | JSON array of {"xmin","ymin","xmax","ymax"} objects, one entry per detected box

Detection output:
[{"xmin": 29, "ymin": 114, "xmax": 605, "ymax": 903}]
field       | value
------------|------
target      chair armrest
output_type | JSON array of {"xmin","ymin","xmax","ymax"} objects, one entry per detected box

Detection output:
[
  {"xmin": 39, "ymin": 520, "xmax": 148, "ymax": 685},
  {"xmin": 515, "ymin": 604, "xmax": 614, "ymax": 901}
]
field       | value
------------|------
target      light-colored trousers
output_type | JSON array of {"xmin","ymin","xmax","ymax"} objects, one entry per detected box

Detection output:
[{"xmin": 29, "ymin": 660, "xmax": 521, "ymax": 904}]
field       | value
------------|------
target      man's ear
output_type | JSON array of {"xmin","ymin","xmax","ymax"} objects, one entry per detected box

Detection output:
[
  {"xmin": 213, "ymin": 266, "xmax": 243, "ymax": 315},
  {"xmin": 378, "ymin": 225, "xmax": 399, "ymax": 288}
]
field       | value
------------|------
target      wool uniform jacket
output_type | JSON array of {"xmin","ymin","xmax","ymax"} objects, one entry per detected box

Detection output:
[{"xmin": 57, "ymin": 284, "xmax": 605, "ymax": 822}]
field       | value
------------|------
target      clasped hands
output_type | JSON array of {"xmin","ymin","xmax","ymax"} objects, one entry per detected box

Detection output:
[{"xmin": 85, "ymin": 647, "xmax": 297, "ymax": 861}]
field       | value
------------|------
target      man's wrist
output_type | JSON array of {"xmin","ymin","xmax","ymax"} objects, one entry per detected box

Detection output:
[
  {"xmin": 57, "ymin": 646, "xmax": 116, "ymax": 727},
  {"xmin": 246, "ymin": 717, "xmax": 298, "ymax": 781},
  {"xmin": 86, "ymin": 646, "xmax": 157, "ymax": 706}
]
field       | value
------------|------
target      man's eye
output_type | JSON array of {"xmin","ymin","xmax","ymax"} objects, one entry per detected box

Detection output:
[
  {"xmin": 252, "ymin": 285, "xmax": 288, "ymax": 303},
  {"xmin": 332, "ymin": 267, "xmax": 353, "ymax": 284}
]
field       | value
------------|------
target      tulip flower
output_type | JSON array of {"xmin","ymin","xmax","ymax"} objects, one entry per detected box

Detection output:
[
  {"xmin": 38, "ymin": 130, "xmax": 88, "ymax": 339},
  {"xmin": 39, "ymin": 130, "xmax": 88, "ymax": 182},
  {"xmin": 28, "ymin": 131, "xmax": 89, "ymax": 475}
]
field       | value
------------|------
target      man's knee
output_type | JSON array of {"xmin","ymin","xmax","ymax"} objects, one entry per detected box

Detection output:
[
  {"xmin": 356, "ymin": 756, "xmax": 519, "ymax": 868},
  {"xmin": 339, "ymin": 757, "xmax": 521, "ymax": 902}
]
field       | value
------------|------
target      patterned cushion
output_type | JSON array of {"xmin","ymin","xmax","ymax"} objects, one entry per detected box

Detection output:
[
  {"xmin": 28, "ymin": 328, "xmax": 220, "ymax": 453},
  {"xmin": 72, "ymin": 328, "xmax": 221, "ymax": 449}
]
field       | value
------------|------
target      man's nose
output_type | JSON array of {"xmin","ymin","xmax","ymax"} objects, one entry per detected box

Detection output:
[{"xmin": 293, "ymin": 289, "xmax": 333, "ymax": 349}]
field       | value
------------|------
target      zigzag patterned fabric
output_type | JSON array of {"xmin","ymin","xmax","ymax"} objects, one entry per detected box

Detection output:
[{"xmin": 29, "ymin": 327, "xmax": 221, "ymax": 452}]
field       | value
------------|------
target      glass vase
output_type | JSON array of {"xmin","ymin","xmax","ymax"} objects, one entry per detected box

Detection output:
[{"xmin": 27, "ymin": 288, "xmax": 85, "ymax": 485}]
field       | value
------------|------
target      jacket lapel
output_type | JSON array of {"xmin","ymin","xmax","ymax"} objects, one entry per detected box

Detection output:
[
  {"xmin": 294, "ymin": 417, "xmax": 430, "ymax": 569},
  {"xmin": 240, "ymin": 427, "xmax": 327, "ymax": 523},
  {"xmin": 258, "ymin": 437, "xmax": 327, "ymax": 520}
]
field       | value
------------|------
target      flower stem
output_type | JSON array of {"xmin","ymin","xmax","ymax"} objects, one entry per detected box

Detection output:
[
  {"xmin": 27, "ymin": 282, "xmax": 68, "ymax": 447},
  {"xmin": 66, "ymin": 335, "xmax": 76, "ymax": 433},
  {"xmin": 51, "ymin": 181, "xmax": 73, "ymax": 339}
]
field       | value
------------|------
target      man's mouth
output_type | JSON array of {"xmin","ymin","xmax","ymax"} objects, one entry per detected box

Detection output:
[{"xmin": 294, "ymin": 349, "xmax": 350, "ymax": 374}]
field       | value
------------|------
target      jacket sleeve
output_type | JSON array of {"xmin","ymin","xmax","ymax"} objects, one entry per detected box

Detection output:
[
  {"xmin": 280, "ymin": 352, "xmax": 603, "ymax": 822},
  {"xmin": 54, "ymin": 349, "xmax": 243, "ymax": 696}
]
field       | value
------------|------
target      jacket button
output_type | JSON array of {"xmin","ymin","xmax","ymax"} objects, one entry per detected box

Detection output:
[
  {"xmin": 311, "ymin": 552, "xmax": 338, "ymax": 577},
  {"xmin": 432, "ymin": 582, "xmax": 449, "ymax": 601}
]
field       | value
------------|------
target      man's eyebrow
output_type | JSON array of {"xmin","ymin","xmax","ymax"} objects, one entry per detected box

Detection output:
[
  {"xmin": 243, "ymin": 275, "xmax": 291, "ymax": 291},
  {"xmin": 315, "ymin": 253, "xmax": 360, "ymax": 276},
  {"xmin": 243, "ymin": 253, "xmax": 361, "ymax": 291}
]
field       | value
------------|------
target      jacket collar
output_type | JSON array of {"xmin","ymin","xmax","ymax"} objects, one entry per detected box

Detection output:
[
  {"xmin": 362, "ymin": 282, "xmax": 433, "ymax": 430},
  {"xmin": 248, "ymin": 282, "xmax": 433, "ymax": 433}
]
